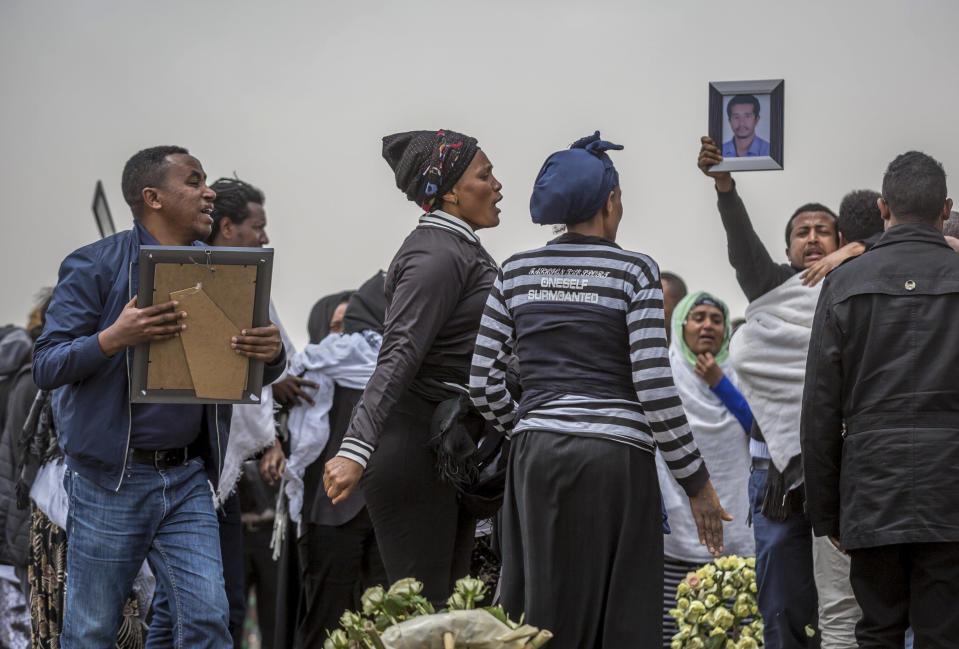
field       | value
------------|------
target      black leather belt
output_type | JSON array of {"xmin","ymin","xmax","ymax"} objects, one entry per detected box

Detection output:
[
  {"xmin": 751, "ymin": 456, "xmax": 771, "ymax": 472},
  {"xmin": 130, "ymin": 447, "xmax": 189, "ymax": 470}
]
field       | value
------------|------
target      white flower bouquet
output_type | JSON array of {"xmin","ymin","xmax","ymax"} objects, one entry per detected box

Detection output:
[
  {"xmin": 668, "ymin": 555, "xmax": 764, "ymax": 649},
  {"xmin": 325, "ymin": 576, "xmax": 552, "ymax": 649}
]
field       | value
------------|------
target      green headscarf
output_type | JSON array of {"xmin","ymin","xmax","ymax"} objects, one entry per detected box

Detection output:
[{"xmin": 670, "ymin": 291, "xmax": 732, "ymax": 366}]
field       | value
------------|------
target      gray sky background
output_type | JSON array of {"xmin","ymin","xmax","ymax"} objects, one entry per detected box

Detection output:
[{"xmin": 2, "ymin": 0, "xmax": 958, "ymax": 351}]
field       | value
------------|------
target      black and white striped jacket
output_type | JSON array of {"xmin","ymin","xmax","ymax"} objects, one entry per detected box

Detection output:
[{"xmin": 468, "ymin": 233, "xmax": 708, "ymax": 495}]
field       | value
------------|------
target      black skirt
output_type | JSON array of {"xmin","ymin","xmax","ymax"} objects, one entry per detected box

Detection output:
[{"xmin": 500, "ymin": 430, "xmax": 664, "ymax": 649}]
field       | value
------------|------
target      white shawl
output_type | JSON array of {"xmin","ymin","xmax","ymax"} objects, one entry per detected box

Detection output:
[
  {"xmin": 728, "ymin": 274, "xmax": 822, "ymax": 472},
  {"xmin": 656, "ymin": 294, "xmax": 754, "ymax": 561},
  {"xmin": 283, "ymin": 331, "xmax": 381, "ymax": 534}
]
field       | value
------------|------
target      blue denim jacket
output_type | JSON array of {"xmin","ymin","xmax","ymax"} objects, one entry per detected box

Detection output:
[{"xmin": 34, "ymin": 223, "xmax": 283, "ymax": 491}]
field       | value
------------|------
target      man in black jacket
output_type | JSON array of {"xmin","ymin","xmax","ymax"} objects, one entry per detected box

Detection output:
[{"xmin": 801, "ymin": 151, "xmax": 958, "ymax": 648}]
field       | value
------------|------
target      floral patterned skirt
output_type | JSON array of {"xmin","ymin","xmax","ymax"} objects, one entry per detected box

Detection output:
[{"xmin": 27, "ymin": 507, "xmax": 143, "ymax": 649}]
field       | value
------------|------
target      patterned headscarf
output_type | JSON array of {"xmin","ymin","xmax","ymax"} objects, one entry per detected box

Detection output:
[
  {"xmin": 382, "ymin": 129, "xmax": 479, "ymax": 212},
  {"xmin": 671, "ymin": 291, "xmax": 732, "ymax": 365},
  {"xmin": 529, "ymin": 131, "xmax": 624, "ymax": 225}
]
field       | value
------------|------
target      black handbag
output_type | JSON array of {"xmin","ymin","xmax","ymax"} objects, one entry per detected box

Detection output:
[{"xmin": 428, "ymin": 394, "xmax": 508, "ymax": 520}]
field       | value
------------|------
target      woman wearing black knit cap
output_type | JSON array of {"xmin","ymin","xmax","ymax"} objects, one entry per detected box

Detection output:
[{"xmin": 323, "ymin": 129, "xmax": 502, "ymax": 603}]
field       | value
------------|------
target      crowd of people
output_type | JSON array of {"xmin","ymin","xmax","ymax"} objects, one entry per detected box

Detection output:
[{"xmin": 0, "ymin": 127, "xmax": 956, "ymax": 649}]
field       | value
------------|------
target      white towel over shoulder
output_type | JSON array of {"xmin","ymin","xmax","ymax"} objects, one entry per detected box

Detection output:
[
  {"xmin": 283, "ymin": 331, "xmax": 381, "ymax": 532},
  {"xmin": 728, "ymin": 274, "xmax": 821, "ymax": 472}
]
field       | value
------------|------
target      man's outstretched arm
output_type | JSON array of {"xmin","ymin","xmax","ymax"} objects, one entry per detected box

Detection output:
[{"xmin": 698, "ymin": 136, "xmax": 795, "ymax": 301}]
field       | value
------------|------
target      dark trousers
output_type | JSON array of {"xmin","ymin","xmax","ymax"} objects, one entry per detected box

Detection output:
[
  {"xmin": 849, "ymin": 542, "xmax": 959, "ymax": 648},
  {"xmin": 500, "ymin": 431, "xmax": 663, "ymax": 649},
  {"xmin": 294, "ymin": 509, "xmax": 386, "ymax": 648},
  {"xmin": 749, "ymin": 468, "xmax": 819, "ymax": 649},
  {"xmin": 242, "ymin": 526, "xmax": 278, "ymax": 649},
  {"xmin": 218, "ymin": 494, "xmax": 246, "ymax": 648},
  {"xmin": 362, "ymin": 392, "xmax": 475, "ymax": 605},
  {"xmin": 271, "ymin": 533, "xmax": 299, "ymax": 649}
]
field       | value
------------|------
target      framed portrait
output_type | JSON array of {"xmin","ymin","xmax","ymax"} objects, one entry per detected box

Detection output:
[
  {"xmin": 91, "ymin": 180, "xmax": 116, "ymax": 239},
  {"xmin": 708, "ymin": 79, "xmax": 784, "ymax": 172},
  {"xmin": 130, "ymin": 245, "xmax": 274, "ymax": 404}
]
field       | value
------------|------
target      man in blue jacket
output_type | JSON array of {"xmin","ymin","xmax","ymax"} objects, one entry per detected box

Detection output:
[{"xmin": 33, "ymin": 145, "xmax": 285, "ymax": 649}]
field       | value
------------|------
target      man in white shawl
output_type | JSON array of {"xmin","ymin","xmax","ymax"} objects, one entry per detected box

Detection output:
[
  {"xmin": 658, "ymin": 291, "xmax": 755, "ymax": 648},
  {"xmin": 699, "ymin": 137, "xmax": 842, "ymax": 649}
]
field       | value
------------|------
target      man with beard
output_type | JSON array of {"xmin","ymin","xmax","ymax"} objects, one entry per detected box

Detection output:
[
  {"xmin": 698, "ymin": 137, "xmax": 838, "ymax": 649},
  {"xmin": 722, "ymin": 94, "xmax": 771, "ymax": 158},
  {"xmin": 206, "ymin": 176, "xmax": 298, "ymax": 649}
]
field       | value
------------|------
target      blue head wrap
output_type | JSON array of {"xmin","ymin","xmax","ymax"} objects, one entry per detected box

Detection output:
[{"xmin": 529, "ymin": 131, "xmax": 624, "ymax": 225}]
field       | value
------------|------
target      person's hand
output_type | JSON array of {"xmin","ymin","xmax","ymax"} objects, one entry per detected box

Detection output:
[
  {"xmin": 828, "ymin": 535, "xmax": 847, "ymax": 555},
  {"xmin": 98, "ymin": 296, "xmax": 186, "ymax": 357},
  {"xmin": 687, "ymin": 480, "xmax": 733, "ymax": 557},
  {"xmin": 323, "ymin": 456, "xmax": 363, "ymax": 504},
  {"xmin": 800, "ymin": 242, "xmax": 865, "ymax": 287},
  {"xmin": 694, "ymin": 352, "xmax": 724, "ymax": 387},
  {"xmin": 698, "ymin": 136, "xmax": 733, "ymax": 192},
  {"xmin": 258, "ymin": 439, "xmax": 286, "ymax": 486},
  {"xmin": 945, "ymin": 235, "xmax": 959, "ymax": 252},
  {"xmin": 232, "ymin": 323, "xmax": 283, "ymax": 364},
  {"xmin": 272, "ymin": 375, "xmax": 319, "ymax": 408},
  {"xmin": 799, "ymin": 256, "xmax": 838, "ymax": 287}
]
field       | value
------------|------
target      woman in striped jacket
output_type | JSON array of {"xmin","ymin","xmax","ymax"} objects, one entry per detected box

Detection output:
[{"xmin": 469, "ymin": 132, "xmax": 730, "ymax": 649}]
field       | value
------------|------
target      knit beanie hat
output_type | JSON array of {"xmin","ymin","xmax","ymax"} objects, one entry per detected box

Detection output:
[
  {"xmin": 382, "ymin": 129, "xmax": 479, "ymax": 212},
  {"xmin": 529, "ymin": 131, "xmax": 623, "ymax": 225}
]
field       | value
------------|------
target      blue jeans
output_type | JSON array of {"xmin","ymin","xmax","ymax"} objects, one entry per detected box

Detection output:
[
  {"xmin": 147, "ymin": 493, "xmax": 245, "ymax": 649},
  {"xmin": 749, "ymin": 468, "xmax": 819, "ymax": 649},
  {"xmin": 61, "ymin": 457, "xmax": 231, "ymax": 649}
]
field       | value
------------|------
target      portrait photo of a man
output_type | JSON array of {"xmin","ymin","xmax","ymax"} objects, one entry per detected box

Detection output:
[{"xmin": 722, "ymin": 93, "xmax": 771, "ymax": 158}]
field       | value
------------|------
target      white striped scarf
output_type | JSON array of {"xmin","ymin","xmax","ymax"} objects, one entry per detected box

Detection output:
[{"xmin": 417, "ymin": 209, "xmax": 480, "ymax": 244}]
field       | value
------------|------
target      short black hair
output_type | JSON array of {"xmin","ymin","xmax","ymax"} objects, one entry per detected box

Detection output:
[
  {"xmin": 726, "ymin": 95, "xmax": 760, "ymax": 118},
  {"xmin": 837, "ymin": 189, "xmax": 883, "ymax": 243},
  {"xmin": 207, "ymin": 177, "xmax": 265, "ymax": 243},
  {"xmin": 881, "ymin": 151, "xmax": 948, "ymax": 224},
  {"xmin": 121, "ymin": 145, "xmax": 189, "ymax": 218},
  {"xmin": 660, "ymin": 271, "xmax": 688, "ymax": 300},
  {"xmin": 784, "ymin": 203, "xmax": 838, "ymax": 245},
  {"xmin": 943, "ymin": 211, "xmax": 959, "ymax": 238}
]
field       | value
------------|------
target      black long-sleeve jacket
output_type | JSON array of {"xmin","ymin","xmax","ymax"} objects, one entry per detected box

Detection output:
[
  {"xmin": 0, "ymin": 365, "xmax": 35, "ymax": 568},
  {"xmin": 716, "ymin": 182, "xmax": 800, "ymax": 302},
  {"xmin": 336, "ymin": 212, "xmax": 498, "ymax": 467},
  {"xmin": 801, "ymin": 223, "xmax": 959, "ymax": 549}
]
